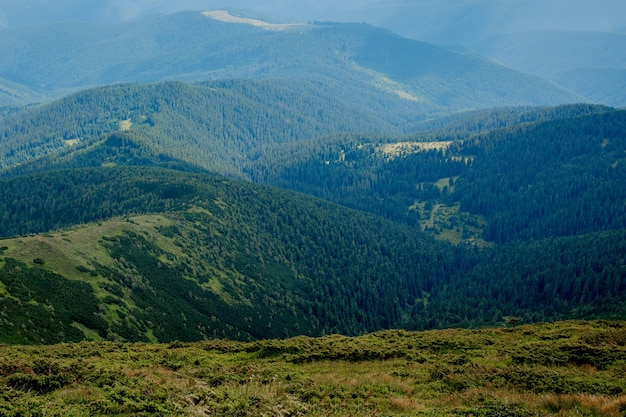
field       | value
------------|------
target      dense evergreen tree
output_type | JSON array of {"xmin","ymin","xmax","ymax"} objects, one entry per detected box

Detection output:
[{"xmin": 455, "ymin": 109, "xmax": 626, "ymax": 242}]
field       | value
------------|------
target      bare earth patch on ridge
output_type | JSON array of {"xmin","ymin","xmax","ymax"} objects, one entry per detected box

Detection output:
[{"xmin": 202, "ymin": 10, "xmax": 308, "ymax": 32}]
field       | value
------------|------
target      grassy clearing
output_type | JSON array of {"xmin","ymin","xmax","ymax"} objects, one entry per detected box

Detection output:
[
  {"xmin": 202, "ymin": 10, "xmax": 308, "ymax": 31},
  {"xmin": 377, "ymin": 141, "xmax": 452, "ymax": 159},
  {"xmin": 0, "ymin": 214, "xmax": 183, "ymax": 278},
  {"xmin": 2, "ymin": 220, "xmax": 131, "ymax": 276},
  {"xmin": 63, "ymin": 138, "xmax": 81, "ymax": 146},
  {"xmin": 118, "ymin": 119, "xmax": 132, "ymax": 131},
  {"xmin": 0, "ymin": 321, "xmax": 624, "ymax": 416},
  {"xmin": 0, "ymin": 215, "xmax": 189, "ymax": 340},
  {"xmin": 411, "ymin": 199, "xmax": 489, "ymax": 246}
]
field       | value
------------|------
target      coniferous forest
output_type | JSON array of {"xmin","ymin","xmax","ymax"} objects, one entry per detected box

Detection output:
[{"xmin": 0, "ymin": 102, "xmax": 624, "ymax": 344}]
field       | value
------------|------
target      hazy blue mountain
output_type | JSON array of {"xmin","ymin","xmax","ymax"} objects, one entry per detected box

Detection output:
[
  {"xmin": 328, "ymin": 0, "xmax": 626, "ymax": 45},
  {"xmin": 477, "ymin": 31, "xmax": 626, "ymax": 76},
  {"xmin": 555, "ymin": 68, "xmax": 626, "ymax": 107},
  {"xmin": 0, "ymin": 76, "xmax": 41, "ymax": 107},
  {"xmin": 3, "ymin": 1, "xmax": 624, "ymax": 40},
  {"xmin": 0, "ymin": 11, "xmax": 583, "ymax": 110},
  {"xmin": 474, "ymin": 31, "xmax": 626, "ymax": 107},
  {"xmin": 323, "ymin": 1, "xmax": 625, "ymax": 107},
  {"xmin": 0, "ymin": 7, "xmax": 7, "ymax": 28},
  {"xmin": 2, "ymin": 2, "xmax": 621, "ymax": 108}
]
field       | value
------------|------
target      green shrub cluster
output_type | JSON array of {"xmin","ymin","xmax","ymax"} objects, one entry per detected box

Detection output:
[{"xmin": 0, "ymin": 321, "xmax": 624, "ymax": 416}]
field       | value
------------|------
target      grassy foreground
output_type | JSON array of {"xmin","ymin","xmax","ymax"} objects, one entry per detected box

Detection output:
[{"xmin": 0, "ymin": 321, "xmax": 625, "ymax": 416}]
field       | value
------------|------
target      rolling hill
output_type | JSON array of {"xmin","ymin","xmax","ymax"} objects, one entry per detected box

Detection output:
[
  {"xmin": 0, "ymin": 5, "xmax": 624, "ymax": 415},
  {"xmin": 249, "ymin": 105, "xmax": 626, "ymax": 242},
  {"xmin": 0, "ymin": 76, "xmax": 587, "ymax": 176},
  {"xmin": 0, "ymin": 79, "xmax": 434, "ymax": 174},
  {"xmin": 0, "ymin": 92, "xmax": 624, "ymax": 346}
]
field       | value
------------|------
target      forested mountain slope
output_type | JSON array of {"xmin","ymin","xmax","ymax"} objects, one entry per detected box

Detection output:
[
  {"xmin": 455, "ymin": 109, "xmax": 626, "ymax": 242},
  {"xmin": 0, "ymin": 11, "xmax": 583, "ymax": 109},
  {"xmin": 0, "ymin": 79, "xmax": 429, "ymax": 174},
  {"xmin": 0, "ymin": 167, "xmax": 624, "ymax": 344},
  {"xmin": 2, "ymin": 93, "xmax": 623, "ymax": 247},
  {"xmin": 0, "ymin": 29, "xmax": 622, "ymax": 345},
  {"xmin": 0, "ymin": 79, "xmax": 597, "ymax": 177},
  {"xmin": 251, "ymin": 106, "xmax": 626, "ymax": 244},
  {"xmin": 1, "ymin": 83, "xmax": 622, "ymax": 246}
]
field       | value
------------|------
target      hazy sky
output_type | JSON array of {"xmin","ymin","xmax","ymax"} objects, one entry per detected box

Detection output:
[{"xmin": 1, "ymin": 0, "xmax": 624, "ymax": 43}]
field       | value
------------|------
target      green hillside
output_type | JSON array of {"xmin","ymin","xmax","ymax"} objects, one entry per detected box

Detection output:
[
  {"xmin": 0, "ymin": 8, "xmax": 623, "ymax": 416},
  {"xmin": 0, "ymin": 166, "xmax": 443, "ymax": 343},
  {"xmin": 0, "ymin": 321, "xmax": 625, "ymax": 416},
  {"xmin": 0, "ymin": 79, "xmax": 431, "ymax": 174},
  {"xmin": 251, "ymin": 106, "xmax": 626, "ymax": 243},
  {"xmin": 455, "ymin": 109, "xmax": 626, "ymax": 242},
  {"xmin": 0, "ymin": 167, "xmax": 624, "ymax": 344},
  {"xmin": 0, "ymin": 97, "xmax": 623, "ymax": 347},
  {"xmin": 0, "ymin": 42, "xmax": 622, "ymax": 348}
]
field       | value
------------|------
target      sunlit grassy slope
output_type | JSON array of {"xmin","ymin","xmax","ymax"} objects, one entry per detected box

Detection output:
[{"xmin": 0, "ymin": 320, "xmax": 624, "ymax": 416}]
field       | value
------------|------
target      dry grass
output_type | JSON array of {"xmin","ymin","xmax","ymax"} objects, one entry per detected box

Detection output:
[
  {"xmin": 118, "ymin": 119, "xmax": 132, "ymax": 131},
  {"xmin": 0, "ymin": 320, "xmax": 624, "ymax": 415},
  {"xmin": 202, "ymin": 10, "xmax": 308, "ymax": 32},
  {"xmin": 543, "ymin": 394, "xmax": 626, "ymax": 417},
  {"xmin": 389, "ymin": 396, "xmax": 425, "ymax": 412},
  {"xmin": 63, "ymin": 138, "xmax": 81, "ymax": 146},
  {"xmin": 377, "ymin": 141, "xmax": 452, "ymax": 159}
]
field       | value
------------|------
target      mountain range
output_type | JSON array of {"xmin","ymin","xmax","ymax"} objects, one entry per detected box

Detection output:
[
  {"xmin": 0, "ymin": 10, "xmax": 587, "ymax": 108},
  {"xmin": 0, "ymin": 8, "xmax": 624, "ymax": 345},
  {"xmin": 3, "ymin": 1, "xmax": 625, "ymax": 36},
  {"xmin": 473, "ymin": 30, "xmax": 626, "ymax": 107}
]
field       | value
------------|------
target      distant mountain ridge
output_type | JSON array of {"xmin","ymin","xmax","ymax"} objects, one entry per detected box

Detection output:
[
  {"xmin": 0, "ymin": 10, "xmax": 584, "ymax": 109},
  {"xmin": 3, "ymin": 1, "xmax": 625, "ymax": 37},
  {"xmin": 0, "ymin": 79, "xmax": 435, "ymax": 173},
  {"xmin": 474, "ymin": 30, "xmax": 626, "ymax": 107}
]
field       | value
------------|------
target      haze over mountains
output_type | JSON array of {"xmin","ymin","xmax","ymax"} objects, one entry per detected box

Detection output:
[
  {"xmin": 2, "ymin": 0, "xmax": 624, "ymax": 37},
  {"xmin": 0, "ymin": 9, "xmax": 585, "ymax": 109},
  {"xmin": 1, "ymin": 0, "xmax": 624, "ymax": 107}
]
